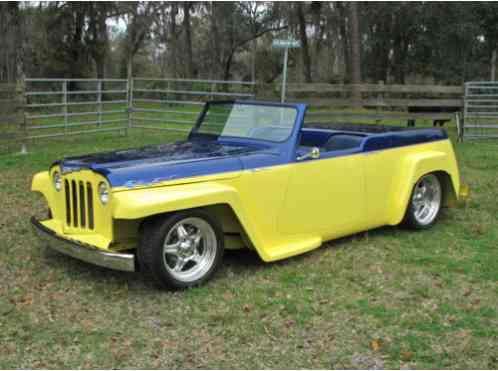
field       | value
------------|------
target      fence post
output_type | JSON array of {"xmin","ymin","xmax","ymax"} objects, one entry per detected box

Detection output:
[
  {"xmin": 18, "ymin": 77, "xmax": 27, "ymax": 154},
  {"xmin": 62, "ymin": 80, "xmax": 68, "ymax": 136},
  {"xmin": 462, "ymin": 82, "xmax": 468, "ymax": 141},
  {"xmin": 127, "ymin": 77, "xmax": 133, "ymax": 136},
  {"xmin": 211, "ymin": 82, "xmax": 216, "ymax": 101},
  {"xmin": 97, "ymin": 80, "xmax": 102, "ymax": 127},
  {"xmin": 455, "ymin": 111, "xmax": 463, "ymax": 142},
  {"xmin": 376, "ymin": 80, "xmax": 384, "ymax": 125},
  {"xmin": 166, "ymin": 80, "xmax": 170, "ymax": 105}
]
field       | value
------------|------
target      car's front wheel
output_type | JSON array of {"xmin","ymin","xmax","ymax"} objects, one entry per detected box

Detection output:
[
  {"xmin": 139, "ymin": 210, "xmax": 224, "ymax": 289},
  {"xmin": 403, "ymin": 173, "xmax": 442, "ymax": 229}
]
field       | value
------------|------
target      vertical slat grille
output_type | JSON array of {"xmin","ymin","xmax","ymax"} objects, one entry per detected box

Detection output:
[
  {"xmin": 71, "ymin": 180, "xmax": 78, "ymax": 227},
  {"xmin": 64, "ymin": 176, "xmax": 95, "ymax": 230},
  {"xmin": 65, "ymin": 180, "xmax": 71, "ymax": 225},
  {"xmin": 87, "ymin": 182, "xmax": 94, "ymax": 230},
  {"xmin": 79, "ymin": 181, "xmax": 86, "ymax": 227}
]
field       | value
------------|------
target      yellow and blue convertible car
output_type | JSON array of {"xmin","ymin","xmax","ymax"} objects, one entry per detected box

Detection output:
[{"xmin": 31, "ymin": 101, "xmax": 466, "ymax": 289}]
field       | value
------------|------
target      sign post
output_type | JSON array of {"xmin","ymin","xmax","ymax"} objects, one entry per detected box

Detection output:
[{"xmin": 272, "ymin": 39, "xmax": 301, "ymax": 103}]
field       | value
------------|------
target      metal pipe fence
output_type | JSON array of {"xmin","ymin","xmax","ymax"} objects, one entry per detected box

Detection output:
[
  {"xmin": 24, "ymin": 78, "xmax": 129, "ymax": 140},
  {"xmin": 130, "ymin": 78, "xmax": 256, "ymax": 133},
  {"xmin": 463, "ymin": 81, "xmax": 498, "ymax": 140},
  {"xmin": 20, "ymin": 77, "xmax": 256, "ymax": 143}
]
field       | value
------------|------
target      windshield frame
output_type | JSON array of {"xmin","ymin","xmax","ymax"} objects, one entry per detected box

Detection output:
[{"xmin": 189, "ymin": 100, "xmax": 300, "ymax": 144}]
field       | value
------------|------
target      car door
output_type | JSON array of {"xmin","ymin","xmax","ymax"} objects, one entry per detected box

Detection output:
[{"xmin": 278, "ymin": 150, "xmax": 366, "ymax": 239}]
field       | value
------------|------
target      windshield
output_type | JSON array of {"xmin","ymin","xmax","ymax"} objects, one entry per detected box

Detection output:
[{"xmin": 195, "ymin": 102, "xmax": 298, "ymax": 142}]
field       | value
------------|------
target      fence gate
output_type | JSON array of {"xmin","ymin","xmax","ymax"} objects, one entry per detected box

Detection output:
[
  {"xmin": 24, "ymin": 78, "xmax": 129, "ymax": 140},
  {"xmin": 463, "ymin": 81, "xmax": 498, "ymax": 140}
]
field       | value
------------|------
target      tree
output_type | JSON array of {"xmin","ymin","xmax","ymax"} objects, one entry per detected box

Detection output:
[
  {"xmin": 121, "ymin": 2, "xmax": 155, "ymax": 79},
  {"xmin": 182, "ymin": 2, "xmax": 194, "ymax": 78},
  {"xmin": 296, "ymin": 3, "xmax": 312, "ymax": 82},
  {"xmin": 349, "ymin": 2, "xmax": 361, "ymax": 107},
  {"xmin": 476, "ymin": 3, "xmax": 498, "ymax": 81},
  {"xmin": 3, "ymin": 1, "xmax": 498, "ymax": 85},
  {"xmin": 0, "ymin": 2, "xmax": 24, "ymax": 82},
  {"xmin": 86, "ymin": 3, "xmax": 116, "ymax": 78}
]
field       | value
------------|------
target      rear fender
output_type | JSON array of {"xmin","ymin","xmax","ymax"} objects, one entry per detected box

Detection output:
[{"xmin": 389, "ymin": 150, "xmax": 460, "ymax": 225}]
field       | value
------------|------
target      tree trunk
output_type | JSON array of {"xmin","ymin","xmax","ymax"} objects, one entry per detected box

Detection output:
[
  {"xmin": 96, "ymin": 6, "xmax": 108, "ymax": 79},
  {"xmin": 296, "ymin": 3, "xmax": 312, "ymax": 83},
  {"xmin": 370, "ymin": 15, "xmax": 390, "ymax": 83},
  {"xmin": 251, "ymin": 39, "xmax": 256, "ymax": 82},
  {"xmin": 169, "ymin": 3, "xmax": 178, "ymax": 78},
  {"xmin": 127, "ymin": 53, "xmax": 133, "ymax": 82},
  {"xmin": 311, "ymin": 2, "xmax": 323, "ymax": 55},
  {"xmin": 491, "ymin": 49, "xmax": 497, "ymax": 81},
  {"xmin": 96, "ymin": 57, "xmax": 105, "ymax": 79},
  {"xmin": 349, "ymin": 2, "xmax": 362, "ymax": 108},
  {"xmin": 338, "ymin": 2, "xmax": 350, "ymax": 83},
  {"xmin": 69, "ymin": 6, "xmax": 85, "ymax": 80},
  {"xmin": 223, "ymin": 52, "xmax": 234, "ymax": 81},
  {"xmin": 209, "ymin": 3, "xmax": 221, "ymax": 79},
  {"xmin": 392, "ymin": 32, "xmax": 408, "ymax": 84},
  {"xmin": 182, "ymin": 2, "xmax": 194, "ymax": 78},
  {"xmin": 8, "ymin": 3, "xmax": 23, "ymax": 83}
]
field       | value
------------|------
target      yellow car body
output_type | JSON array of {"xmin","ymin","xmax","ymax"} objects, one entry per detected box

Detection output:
[{"xmin": 31, "ymin": 101, "xmax": 466, "ymax": 279}]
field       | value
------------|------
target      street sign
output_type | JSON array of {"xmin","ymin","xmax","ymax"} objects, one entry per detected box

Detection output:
[
  {"xmin": 272, "ymin": 39, "xmax": 301, "ymax": 49},
  {"xmin": 272, "ymin": 39, "xmax": 301, "ymax": 103}
]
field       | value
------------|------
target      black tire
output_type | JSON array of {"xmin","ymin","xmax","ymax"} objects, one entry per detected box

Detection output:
[
  {"xmin": 402, "ymin": 173, "xmax": 442, "ymax": 230},
  {"xmin": 138, "ymin": 210, "xmax": 224, "ymax": 289}
]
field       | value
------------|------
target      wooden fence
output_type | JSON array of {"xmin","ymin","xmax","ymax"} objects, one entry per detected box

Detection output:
[
  {"xmin": 258, "ymin": 82, "xmax": 463, "ymax": 108},
  {"xmin": 258, "ymin": 82, "xmax": 463, "ymax": 127}
]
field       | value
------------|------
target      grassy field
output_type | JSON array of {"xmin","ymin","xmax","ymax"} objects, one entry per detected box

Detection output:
[{"xmin": 0, "ymin": 123, "xmax": 497, "ymax": 369}]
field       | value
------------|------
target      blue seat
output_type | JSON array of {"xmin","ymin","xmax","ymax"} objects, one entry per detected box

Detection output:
[{"xmin": 322, "ymin": 134, "xmax": 363, "ymax": 152}]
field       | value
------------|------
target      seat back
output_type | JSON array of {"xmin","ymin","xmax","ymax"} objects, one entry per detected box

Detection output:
[{"xmin": 322, "ymin": 134, "xmax": 364, "ymax": 152}]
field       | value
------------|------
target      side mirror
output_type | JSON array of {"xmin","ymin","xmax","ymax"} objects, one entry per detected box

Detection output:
[{"xmin": 297, "ymin": 147, "xmax": 320, "ymax": 161}]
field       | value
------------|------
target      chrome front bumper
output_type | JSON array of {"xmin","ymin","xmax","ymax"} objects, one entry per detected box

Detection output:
[{"xmin": 31, "ymin": 217, "xmax": 136, "ymax": 272}]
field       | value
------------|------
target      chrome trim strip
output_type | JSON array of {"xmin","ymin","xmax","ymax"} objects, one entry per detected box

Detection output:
[{"xmin": 31, "ymin": 217, "xmax": 136, "ymax": 272}]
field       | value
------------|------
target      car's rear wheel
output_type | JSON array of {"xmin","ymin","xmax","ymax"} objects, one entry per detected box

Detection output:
[
  {"xmin": 403, "ymin": 173, "xmax": 442, "ymax": 229},
  {"xmin": 139, "ymin": 210, "xmax": 224, "ymax": 289}
]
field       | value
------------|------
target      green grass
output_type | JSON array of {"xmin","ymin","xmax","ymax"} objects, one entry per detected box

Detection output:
[{"xmin": 0, "ymin": 121, "xmax": 497, "ymax": 368}]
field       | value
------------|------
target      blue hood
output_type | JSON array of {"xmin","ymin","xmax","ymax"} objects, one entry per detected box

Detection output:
[{"xmin": 57, "ymin": 140, "xmax": 270, "ymax": 188}]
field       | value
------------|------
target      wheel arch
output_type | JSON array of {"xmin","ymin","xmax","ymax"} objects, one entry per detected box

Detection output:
[
  {"xmin": 389, "ymin": 150, "xmax": 460, "ymax": 225},
  {"xmin": 433, "ymin": 170, "xmax": 458, "ymax": 207},
  {"xmin": 112, "ymin": 182, "xmax": 264, "ymax": 253},
  {"xmin": 135, "ymin": 203, "xmax": 256, "ymax": 251}
]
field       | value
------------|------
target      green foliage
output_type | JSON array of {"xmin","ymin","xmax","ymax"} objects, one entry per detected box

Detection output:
[{"xmin": 3, "ymin": 2, "xmax": 498, "ymax": 84}]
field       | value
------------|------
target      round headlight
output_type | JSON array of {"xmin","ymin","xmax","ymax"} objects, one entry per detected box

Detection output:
[
  {"xmin": 53, "ymin": 171, "xmax": 61, "ymax": 192},
  {"xmin": 98, "ymin": 182, "xmax": 109, "ymax": 205}
]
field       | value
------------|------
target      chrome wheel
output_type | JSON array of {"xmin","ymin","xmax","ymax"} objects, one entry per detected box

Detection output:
[
  {"xmin": 411, "ymin": 174, "xmax": 442, "ymax": 226},
  {"xmin": 162, "ymin": 217, "xmax": 218, "ymax": 283}
]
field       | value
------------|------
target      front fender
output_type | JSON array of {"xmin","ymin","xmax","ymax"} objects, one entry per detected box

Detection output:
[
  {"xmin": 111, "ymin": 181, "xmax": 267, "ymax": 258},
  {"xmin": 32, "ymin": 171, "xmax": 50, "ymax": 194},
  {"xmin": 32, "ymin": 171, "xmax": 54, "ymax": 208},
  {"xmin": 112, "ymin": 182, "xmax": 242, "ymax": 219},
  {"xmin": 389, "ymin": 149, "xmax": 460, "ymax": 225}
]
